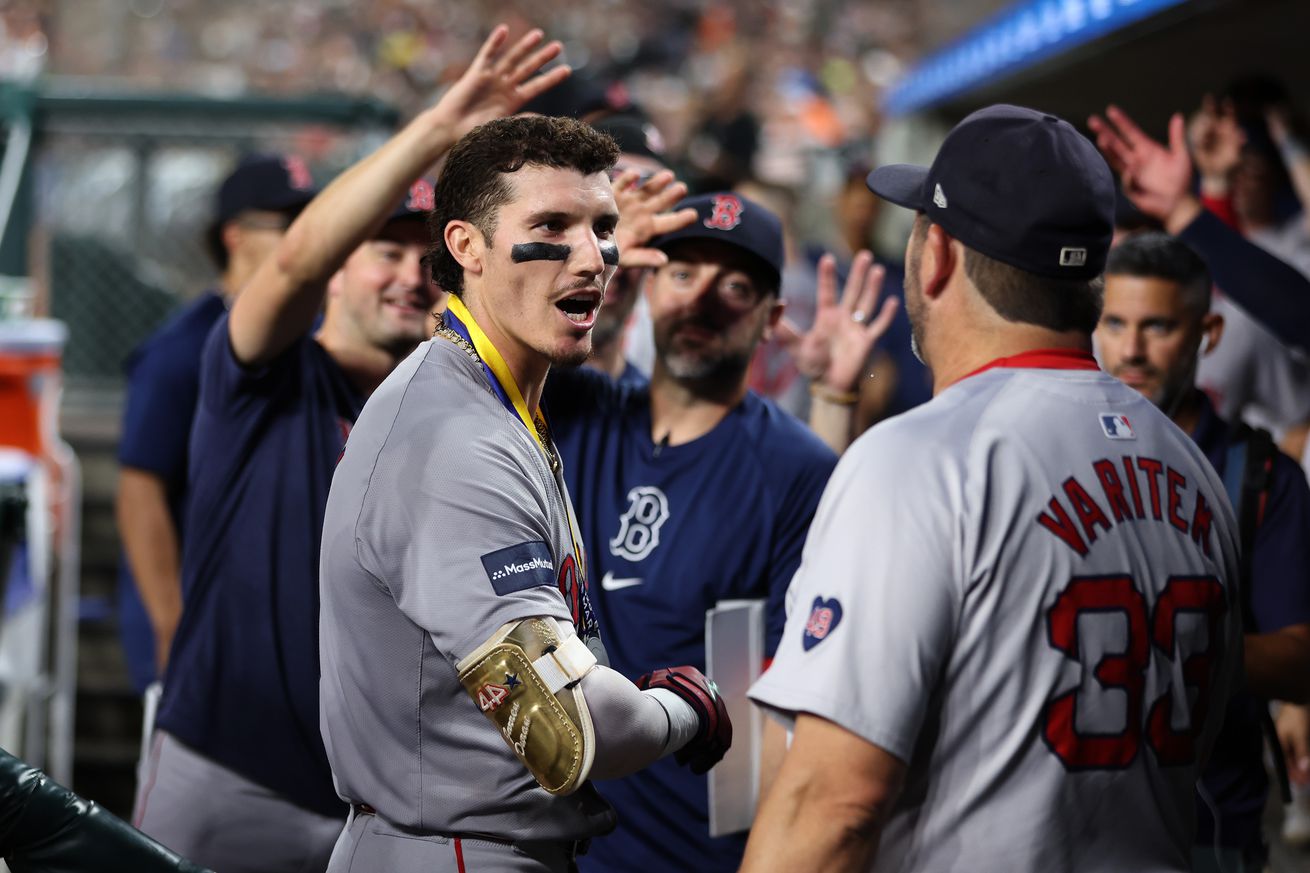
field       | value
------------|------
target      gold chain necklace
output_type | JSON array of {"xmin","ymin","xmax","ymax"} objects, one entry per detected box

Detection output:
[{"xmin": 433, "ymin": 315, "xmax": 560, "ymax": 474}]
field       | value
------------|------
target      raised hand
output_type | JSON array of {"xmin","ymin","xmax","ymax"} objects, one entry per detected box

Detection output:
[
  {"xmin": 776, "ymin": 250, "xmax": 898, "ymax": 395},
  {"xmin": 1278, "ymin": 703, "xmax": 1310, "ymax": 787},
  {"xmin": 1088, "ymin": 105, "xmax": 1199, "ymax": 232},
  {"xmin": 611, "ymin": 169, "xmax": 698, "ymax": 269},
  {"xmin": 1266, "ymin": 104, "xmax": 1294, "ymax": 148},
  {"xmin": 434, "ymin": 26, "xmax": 572, "ymax": 141}
]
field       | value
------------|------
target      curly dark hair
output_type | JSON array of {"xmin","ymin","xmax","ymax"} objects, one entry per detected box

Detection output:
[{"xmin": 426, "ymin": 115, "xmax": 620, "ymax": 295}]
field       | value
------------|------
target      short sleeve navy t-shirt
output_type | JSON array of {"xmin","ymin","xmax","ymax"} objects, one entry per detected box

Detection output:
[
  {"xmin": 154, "ymin": 315, "xmax": 361, "ymax": 817},
  {"xmin": 116, "ymin": 292, "xmax": 227, "ymax": 692},
  {"xmin": 1192, "ymin": 393, "xmax": 1310, "ymax": 851},
  {"xmin": 545, "ymin": 365, "xmax": 836, "ymax": 873}
]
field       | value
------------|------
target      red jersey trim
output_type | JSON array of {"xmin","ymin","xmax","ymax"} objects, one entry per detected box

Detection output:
[{"xmin": 956, "ymin": 348, "xmax": 1100, "ymax": 386}]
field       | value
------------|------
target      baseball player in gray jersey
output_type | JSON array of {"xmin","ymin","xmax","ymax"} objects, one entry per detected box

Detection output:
[
  {"xmin": 317, "ymin": 61, "xmax": 731, "ymax": 872},
  {"xmin": 742, "ymin": 105, "xmax": 1243, "ymax": 872}
]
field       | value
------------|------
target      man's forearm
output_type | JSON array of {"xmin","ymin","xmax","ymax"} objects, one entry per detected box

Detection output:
[
  {"xmin": 1176, "ymin": 207, "xmax": 1310, "ymax": 355},
  {"xmin": 756, "ymin": 714, "xmax": 788, "ymax": 809},
  {"xmin": 276, "ymin": 107, "xmax": 458, "ymax": 289},
  {"xmin": 742, "ymin": 766, "xmax": 886, "ymax": 873},
  {"xmin": 741, "ymin": 714, "xmax": 903, "ymax": 873},
  {"xmin": 1245, "ymin": 626, "xmax": 1310, "ymax": 703},
  {"xmin": 230, "ymin": 107, "xmax": 460, "ymax": 366},
  {"xmin": 808, "ymin": 391, "xmax": 856, "ymax": 454},
  {"xmin": 116, "ymin": 469, "xmax": 182, "ymax": 662},
  {"xmin": 583, "ymin": 665, "xmax": 697, "ymax": 780}
]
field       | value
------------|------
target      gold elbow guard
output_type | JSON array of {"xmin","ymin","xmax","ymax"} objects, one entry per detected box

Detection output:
[{"xmin": 456, "ymin": 617, "xmax": 598, "ymax": 795}]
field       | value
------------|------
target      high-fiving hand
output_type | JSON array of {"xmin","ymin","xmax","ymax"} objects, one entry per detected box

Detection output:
[
  {"xmin": 1087, "ymin": 105, "xmax": 1200, "ymax": 233},
  {"xmin": 777, "ymin": 250, "xmax": 898, "ymax": 395},
  {"xmin": 435, "ymin": 26, "xmax": 573, "ymax": 141},
  {"xmin": 611, "ymin": 170, "xmax": 698, "ymax": 269}
]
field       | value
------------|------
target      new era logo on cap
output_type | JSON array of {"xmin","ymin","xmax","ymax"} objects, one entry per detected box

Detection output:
[{"xmin": 933, "ymin": 183, "xmax": 947, "ymax": 209}]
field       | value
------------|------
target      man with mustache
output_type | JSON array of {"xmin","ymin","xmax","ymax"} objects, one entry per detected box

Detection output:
[
  {"xmin": 1096, "ymin": 231, "xmax": 1310, "ymax": 872},
  {"xmin": 545, "ymin": 192, "xmax": 894, "ymax": 871},
  {"xmin": 317, "ymin": 78, "xmax": 736, "ymax": 873}
]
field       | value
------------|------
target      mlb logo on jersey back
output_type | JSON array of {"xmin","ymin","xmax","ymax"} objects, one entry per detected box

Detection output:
[
  {"xmin": 1099, "ymin": 413, "xmax": 1136, "ymax": 440},
  {"xmin": 802, "ymin": 597, "xmax": 843, "ymax": 651}
]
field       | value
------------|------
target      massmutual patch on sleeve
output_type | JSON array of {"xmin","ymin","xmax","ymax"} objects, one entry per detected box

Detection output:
[{"xmin": 481, "ymin": 541, "xmax": 557, "ymax": 595}]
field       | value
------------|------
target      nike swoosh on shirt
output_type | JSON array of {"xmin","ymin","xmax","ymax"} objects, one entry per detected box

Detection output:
[{"xmin": 601, "ymin": 572, "xmax": 643, "ymax": 591}]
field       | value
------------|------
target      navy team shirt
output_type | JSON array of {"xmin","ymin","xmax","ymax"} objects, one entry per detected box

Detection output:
[
  {"xmin": 1191, "ymin": 393, "xmax": 1310, "ymax": 853},
  {"xmin": 546, "ymin": 366, "xmax": 836, "ymax": 873},
  {"xmin": 117, "ymin": 292, "xmax": 227, "ymax": 693},
  {"xmin": 154, "ymin": 314, "xmax": 359, "ymax": 818}
]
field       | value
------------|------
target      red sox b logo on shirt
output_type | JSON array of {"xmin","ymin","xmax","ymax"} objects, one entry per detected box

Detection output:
[
  {"xmin": 610, "ymin": 486, "xmax": 671, "ymax": 562},
  {"xmin": 703, "ymin": 194, "xmax": 743, "ymax": 231}
]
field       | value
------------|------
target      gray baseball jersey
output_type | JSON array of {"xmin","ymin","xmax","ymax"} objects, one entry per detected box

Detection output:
[
  {"xmin": 751, "ymin": 360, "xmax": 1242, "ymax": 872},
  {"xmin": 1196, "ymin": 295, "xmax": 1310, "ymax": 435},
  {"xmin": 319, "ymin": 337, "xmax": 614, "ymax": 842}
]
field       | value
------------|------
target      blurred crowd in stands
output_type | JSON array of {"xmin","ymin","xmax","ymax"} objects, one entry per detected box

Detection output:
[{"xmin": 30, "ymin": 0, "xmax": 915, "ymax": 178}]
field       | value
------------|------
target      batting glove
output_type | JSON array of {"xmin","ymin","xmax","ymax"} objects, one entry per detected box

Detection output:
[{"xmin": 637, "ymin": 666, "xmax": 732, "ymax": 774}]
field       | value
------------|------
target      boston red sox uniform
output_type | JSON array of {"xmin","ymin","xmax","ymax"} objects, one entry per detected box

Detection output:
[
  {"xmin": 318, "ymin": 329, "xmax": 613, "ymax": 870},
  {"xmin": 751, "ymin": 354, "xmax": 1243, "ymax": 871}
]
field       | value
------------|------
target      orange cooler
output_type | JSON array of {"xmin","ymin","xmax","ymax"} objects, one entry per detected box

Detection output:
[{"xmin": 0, "ymin": 320, "xmax": 68, "ymax": 457}]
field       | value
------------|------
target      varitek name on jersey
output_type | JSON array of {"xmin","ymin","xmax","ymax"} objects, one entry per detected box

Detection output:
[{"xmin": 1037, "ymin": 454, "xmax": 1217, "ymax": 558}]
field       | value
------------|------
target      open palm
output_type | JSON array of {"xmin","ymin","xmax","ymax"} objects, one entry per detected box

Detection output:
[
  {"xmin": 612, "ymin": 169, "xmax": 698, "ymax": 269},
  {"xmin": 777, "ymin": 251, "xmax": 898, "ymax": 393},
  {"xmin": 1088, "ymin": 105, "xmax": 1192, "ymax": 222},
  {"xmin": 437, "ymin": 26, "xmax": 572, "ymax": 141}
]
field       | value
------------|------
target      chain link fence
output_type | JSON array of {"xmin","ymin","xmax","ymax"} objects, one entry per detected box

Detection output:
[{"xmin": 24, "ymin": 93, "xmax": 396, "ymax": 404}]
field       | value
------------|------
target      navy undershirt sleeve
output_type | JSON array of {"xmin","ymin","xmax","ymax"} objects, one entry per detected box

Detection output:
[{"xmin": 1178, "ymin": 209, "xmax": 1310, "ymax": 354}]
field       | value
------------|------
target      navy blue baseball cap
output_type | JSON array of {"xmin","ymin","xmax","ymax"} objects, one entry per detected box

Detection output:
[
  {"xmin": 387, "ymin": 178, "xmax": 435, "ymax": 222},
  {"xmin": 520, "ymin": 72, "xmax": 633, "ymax": 120},
  {"xmin": 648, "ymin": 193, "xmax": 784, "ymax": 290},
  {"xmin": 867, "ymin": 104, "xmax": 1115, "ymax": 280},
  {"xmin": 592, "ymin": 115, "xmax": 666, "ymax": 163},
  {"xmin": 213, "ymin": 153, "xmax": 317, "ymax": 225},
  {"xmin": 207, "ymin": 153, "xmax": 318, "ymax": 266}
]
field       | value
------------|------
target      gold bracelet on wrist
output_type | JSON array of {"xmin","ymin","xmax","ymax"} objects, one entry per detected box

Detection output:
[{"xmin": 809, "ymin": 382, "xmax": 858, "ymax": 406}]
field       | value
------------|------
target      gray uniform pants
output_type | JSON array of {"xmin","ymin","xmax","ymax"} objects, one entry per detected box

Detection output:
[
  {"xmin": 328, "ymin": 808, "xmax": 583, "ymax": 873},
  {"xmin": 133, "ymin": 730, "xmax": 345, "ymax": 873}
]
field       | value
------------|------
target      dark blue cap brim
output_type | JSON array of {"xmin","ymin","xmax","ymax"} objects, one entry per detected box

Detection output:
[{"xmin": 866, "ymin": 164, "xmax": 930, "ymax": 211}]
